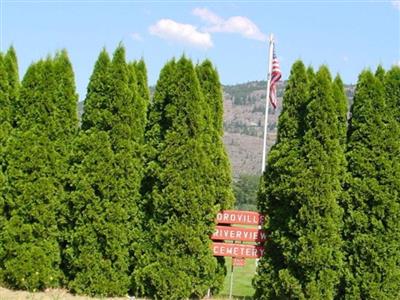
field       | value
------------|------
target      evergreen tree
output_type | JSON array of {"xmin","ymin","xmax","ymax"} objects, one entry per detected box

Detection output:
[
  {"xmin": 81, "ymin": 49, "xmax": 111, "ymax": 132},
  {"xmin": 128, "ymin": 59, "xmax": 149, "ymax": 144},
  {"xmin": 0, "ymin": 47, "xmax": 19, "ymax": 284},
  {"xmin": 306, "ymin": 65, "xmax": 315, "ymax": 83},
  {"xmin": 332, "ymin": 75, "xmax": 348, "ymax": 147},
  {"xmin": 253, "ymin": 60, "xmax": 310, "ymax": 299},
  {"xmin": 342, "ymin": 70, "xmax": 400, "ymax": 299},
  {"xmin": 196, "ymin": 59, "xmax": 234, "ymax": 210},
  {"xmin": 65, "ymin": 46, "xmax": 143, "ymax": 296},
  {"xmin": 384, "ymin": 66, "xmax": 400, "ymax": 122},
  {"xmin": 0, "ymin": 53, "xmax": 10, "ymax": 285},
  {"xmin": 134, "ymin": 57, "xmax": 218, "ymax": 299},
  {"xmin": 53, "ymin": 50, "xmax": 79, "ymax": 137},
  {"xmin": 255, "ymin": 65, "xmax": 345, "ymax": 299},
  {"xmin": 375, "ymin": 64, "xmax": 385, "ymax": 82},
  {"xmin": 196, "ymin": 60, "xmax": 234, "ymax": 294},
  {"xmin": 294, "ymin": 66, "xmax": 344, "ymax": 299},
  {"xmin": 0, "ymin": 51, "xmax": 78, "ymax": 289},
  {"xmin": 4, "ymin": 46, "xmax": 19, "ymax": 127},
  {"xmin": 0, "ymin": 54, "xmax": 9, "ymax": 123}
]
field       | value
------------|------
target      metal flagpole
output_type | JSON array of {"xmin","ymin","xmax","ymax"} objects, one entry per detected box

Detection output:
[{"xmin": 261, "ymin": 34, "xmax": 275, "ymax": 173}]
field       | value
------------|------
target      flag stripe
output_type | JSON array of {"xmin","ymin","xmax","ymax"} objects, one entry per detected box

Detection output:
[{"xmin": 269, "ymin": 46, "xmax": 281, "ymax": 108}]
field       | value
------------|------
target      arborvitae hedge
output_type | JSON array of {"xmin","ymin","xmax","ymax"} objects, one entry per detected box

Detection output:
[
  {"xmin": 65, "ymin": 46, "xmax": 144, "ymax": 296},
  {"xmin": 134, "ymin": 57, "xmax": 218, "ymax": 299},
  {"xmin": 196, "ymin": 60, "xmax": 234, "ymax": 294},
  {"xmin": 295, "ymin": 66, "xmax": 344, "ymax": 299},
  {"xmin": 255, "ymin": 65, "xmax": 345, "ymax": 299},
  {"xmin": 196, "ymin": 60, "xmax": 234, "ymax": 211},
  {"xmin": 342, "ymin": 69, "xmax": 400, "ymax": 299},
  {"xmin": 253, "ymin": 60, "xmax": 310, "ymax": 299},
  {"xmin": 0, "ymin": 52, "xmax": 11, "ymax": 285},
  {"xmin": 1, "ymin": 51, "xmax": 78, "ymax": 290}
]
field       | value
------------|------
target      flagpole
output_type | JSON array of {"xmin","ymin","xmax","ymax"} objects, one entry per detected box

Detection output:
[{"xmin": 261, "ymin": 34, "xmax": 275, "ymax": 173}]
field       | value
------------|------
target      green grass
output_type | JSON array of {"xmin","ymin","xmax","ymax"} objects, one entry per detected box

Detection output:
[{"xmin": 218, "ymin": 257, "xmax": 257, "ymax": 299}]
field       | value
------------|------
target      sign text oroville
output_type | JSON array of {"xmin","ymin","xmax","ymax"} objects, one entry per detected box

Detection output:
[{"xmin": 216, "ymin": 210, "xmax": 265, "ymax": 225}]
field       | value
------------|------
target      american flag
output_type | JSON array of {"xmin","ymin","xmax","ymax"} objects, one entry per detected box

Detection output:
[{"xmin": 269, "ymin": 47, "xmax": 281, "ymax": 109}]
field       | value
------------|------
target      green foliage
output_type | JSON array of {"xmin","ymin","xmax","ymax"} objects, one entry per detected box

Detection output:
[
  {"xmin": 64, "ymin": 46, "xmax": 144, "ymax": 297},
  {"xmin": 333, "ymin": 75, "xmax": 348, "ymax": 147},
  {"xmin": 0, "ymin": 47, "xmax": 19, "ymax": 126},
  {"xmin": 4, "ymin": 47, "xmax": 20, "ymax": 127},
  {"xmin": 375, "ymin": 64, "xmax": 385, "ymax": 81},
  {"xmin": 1, "ymin": 51, "xmax": 78, "ymax": 291},
  {"xmin": 253, "ymin": 60, "xmax": 311, "ymax": 299},
  {"xmin": 341, "ymin": 69, "xmax": 400, "ymax": 299},
  {"xmin": 129, "ymin": 59, "xmax": 149, "ymax": 144},
  {"xmin": 196, "ymin": 60, "xmax": 234, "ymax": 211},
  {"xmin": 233, "ymin": 174, "xmax": 259, "ymax": 211},
  {"xmin": 306, "ymin": 65, "xmax": 315, "ymax": 83},
  {"xmin": 196, "ymin": 60, "xmax": 235, "ymax": 295},
  {"xmin": 81, "ymin": 49, "xmax": 111, "ymax": 132},
  {"xmin": 134, "ymin": 57, "xmax": 218, "ymax": 299},
  {"xmin": 254, "ymin": 63, "xmax": 345, "ymax": 299},
  {"xmin": 1, "ymin": 127, "xmax": 63, "ymax": 290},
  {"xmin": 0, "ymin": 49, "xmax": 16, "ymax": 285},
  {"xmin": 384, "ymin": 66, "xmax": 400, "ymax": 122},
  {"xmin": 293, "ymin": 66, "xmax": 344, "ymax": 299}
]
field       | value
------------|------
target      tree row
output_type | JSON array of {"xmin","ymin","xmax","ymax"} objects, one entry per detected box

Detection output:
[
  {"xmin": 254, "ymin": 61, "xmax": 400, "ymax": 299},
  {"xmin": 0, "ymin": 45, "xmax": 234, "ymax": 299}
]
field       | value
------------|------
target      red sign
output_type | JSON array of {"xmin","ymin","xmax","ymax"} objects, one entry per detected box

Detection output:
[
  {"xmin": 216, "ymin": 210, "xmax": 265, "ymax": 225},
  {"xmin": 212, "ymin": 225, "xmax": 267, "ymax": 243},
  {"xmin": 212, "ymin": 242, "xmax": 264, "ymax": 258},
  {"xmin": 232, "ymin": 257, "xmax": 246, "ymax": 267}
]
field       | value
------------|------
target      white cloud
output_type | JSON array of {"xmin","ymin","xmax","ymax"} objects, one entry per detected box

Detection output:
[
  {"xmin": 193, "ymin": 7, "xmax": 267, "ymax": 42},
  {"xmin": 131, "ymin": 32, "xmax": 143, "ymax": 41},
  {"xmin": 149, "ymin": 19, "xmax": 213, "ymax": 49},
  {"xmin": 392, "ymin": 0, "xmax": 400, "ymax": 10},
  {"xmin": 193, "ymin": 7, "xmax": 223, "ymax": 24}
]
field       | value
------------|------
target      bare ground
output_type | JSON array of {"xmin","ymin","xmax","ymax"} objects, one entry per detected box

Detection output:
[{"xmin": 0, "ymin": 287, "xmax": 241, "ymax": 300}]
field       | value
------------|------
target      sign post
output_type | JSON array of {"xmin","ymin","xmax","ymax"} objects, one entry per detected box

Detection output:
[
  {"xmin": 211, "ymin": 210, "xmax": 266, "ymax": 299},
  {"xmin": 229, "ymin": 259, "xmax": 234, "ymax": 300}
]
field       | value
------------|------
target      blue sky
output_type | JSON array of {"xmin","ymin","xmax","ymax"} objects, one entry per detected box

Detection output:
[{"xmin": 1, "ymin": 0, "xmax": 399, "ymax": 100}]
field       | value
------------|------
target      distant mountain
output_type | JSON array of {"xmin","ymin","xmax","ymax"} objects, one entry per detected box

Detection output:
[{"xmin": 78, "ymin": 81, "xmax": 355, "ymax": 178}]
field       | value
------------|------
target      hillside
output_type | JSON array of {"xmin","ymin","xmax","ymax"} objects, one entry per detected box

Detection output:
[{"xmin": 222, "ymin": 80, "xmax": 283, "ymax": 177}]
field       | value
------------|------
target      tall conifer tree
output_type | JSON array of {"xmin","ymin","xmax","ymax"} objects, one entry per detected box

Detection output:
[
  {"xmin": 294, "ymin": 66, "xmax": 344, "ymax": 299},
  {"xmin": 1, "ymin": 50, "xmax": 78, "ymax": 290},
  {"xmin": 0, "ymin": 47, "xmax": 19, "ymax": 283},
  {"xmin": 0, "ymin": 53, "xmax": 10, "ymax": 284},
  {"xmin": 307, "ymin": 65, "xmax": 315, "ymax": 83},
  {"xmin": 196, "ymin": 60, "xmax": 234, "ymax": 294},
  {"xmin": 134, "ymin": 57, "xmax": 217, "ymax": 299},
  {"xmin": 342, "ymin": 70, "xmax": 400, "ymax": 299},
  {"xmin": 196, "ymin": 60, "xmax": 234, "ymax": 210},
  {"xmin": 333, "ymin": 75, "xmax": 348, "ymax": 147},
  {"xmin": 384, "ymin": 66, "xmax": 400, "ymax": 121},
  {"xmin": 253, "ymin": 61, "xmax": 310, "ymax": 299},
  {"xmin": 4, "ymin": 47, "xmax": 19, "ymax": 127},
  {"xmin": 255, "ymin": 65, "xmax": 345, "ymax": 299},
  {"xmin": 65, "ymin": 46, "xmax": 143, "ymax": 296},
  {"xmin": 128, "ymin": 59, "xmax": 149, "ymax": 146}
]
